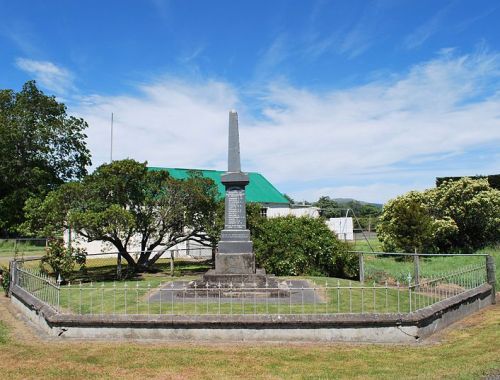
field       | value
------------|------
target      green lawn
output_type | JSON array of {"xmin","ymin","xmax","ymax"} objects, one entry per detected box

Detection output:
[
  {"xmin": 0, "ymin": 240, "xmax": 46, "ymax": 256},
  {"xmin": 19, "ymin": 255, "xmax": 439, "ymax": 316},
  {"xmin": 43, "ymin": 275, "xmax": 439, "ymax": 316},
  {"xmin": 0, "ymin": 321, "xmax": 8, "ymax": 344},
  {"xmin": 0, "ymin": 240, "xmax": 45, "ymax": 267},
  {"xmin": 348, "ymin": 237, "xmax": 384, "ymax": 252}
]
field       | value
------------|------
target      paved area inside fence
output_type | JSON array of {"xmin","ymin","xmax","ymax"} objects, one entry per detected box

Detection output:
[{"xmin": 148, "ymin": 279, "xmax": 324, "ymax": 304}]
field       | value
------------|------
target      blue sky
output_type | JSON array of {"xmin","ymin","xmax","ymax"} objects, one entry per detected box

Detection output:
[{"xmin": 1, "ymin": 0, "xmax": 500, "ymax": 203}]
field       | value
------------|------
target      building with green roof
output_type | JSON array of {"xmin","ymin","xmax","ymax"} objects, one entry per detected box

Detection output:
[
  {"xmin": 66, "ymin": 167, "xmax": 318, "ymax": 258},
  {"xmin": 148, "ymin": 167, "xmax": 290, "ymax": 206}
]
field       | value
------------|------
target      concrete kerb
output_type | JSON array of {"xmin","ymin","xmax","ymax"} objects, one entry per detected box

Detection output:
[{"xmin": 10, "ymin": 283, "xmax": 494, "ymax": 343}]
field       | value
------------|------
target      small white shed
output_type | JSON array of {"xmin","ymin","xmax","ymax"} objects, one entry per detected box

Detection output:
[{"xmin": 326, "ymin": 217, "xmax": 354, "ymax": 241}]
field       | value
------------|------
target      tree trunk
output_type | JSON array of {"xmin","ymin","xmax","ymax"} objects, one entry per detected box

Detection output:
[
  {"xmin": 147, "ymin": 248, "xmax": 168, "ymax": 267},
  {"xmin": 115, "ymin": 249, "xmax": 137, "ymax": 276},
  {"xmin": 136, "ymin": 250, "xmax": 152, "ymax": 271}
]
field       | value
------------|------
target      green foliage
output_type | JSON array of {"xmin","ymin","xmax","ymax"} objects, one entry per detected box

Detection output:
[
  {"xmin": 431, "ymin": 178, "xmax": 500, "ymax": 252},
  {"xmin": 488, "ymin": 174, "xmax": 500, "ymax": 190},
  {"xmin": 378, "ymin": 191, "xmax": 440, "ymax": 253},
  {"xmin": 313, "ymin": 196, "xmax": 341, "ymax": 218},
  {"xmin": 0, "ymin": 81, "xmax": 91, "ymax": 236},
  {"xmin": 253, "ymin": 216, "xmax": 358, "ymax": 278},
  {"xmin": 24, "ymin": 159, "xmax": 219, "ymax": 271},
  {"xmin": 436, "ymin": 174, "xmax": 500, "ymax": 190},
  {"xmin": 0, "ymin": 265, "xmax": 9, "ymax": 295},
  {"xmin": 41, "ymin": 239, "xmax": 86, "ymax": 280},
  {"xmin": 378, "ymin": 178, "xmax": 500, "ymax": 253}
]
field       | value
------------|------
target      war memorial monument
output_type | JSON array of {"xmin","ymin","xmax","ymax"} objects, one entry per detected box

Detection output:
[{"xmin": 199, "ymin": 110, "xmax": 278, "ymax": 288}]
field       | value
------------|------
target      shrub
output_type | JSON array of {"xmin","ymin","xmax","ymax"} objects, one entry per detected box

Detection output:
[
  {"xmin": 41, "ymin": 238, "xmax": 86, "ymax": 281},
  {"xmin": 253, "ymin": 216, "xmax": 358, "ymax": 278},
  {"xmin": 0, "ymin": 266, "xmax": 9, "ymax": 296},
  {"xmin": 377, "ymin": 191, "xmax": 436, "ymax": 253}
]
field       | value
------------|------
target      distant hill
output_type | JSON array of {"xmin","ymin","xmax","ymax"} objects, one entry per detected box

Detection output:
[{"xmin": 333, "ymin": 198, "xmax": 383, "ymax": 209}]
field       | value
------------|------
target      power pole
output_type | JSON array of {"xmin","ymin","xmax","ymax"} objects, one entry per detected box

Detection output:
[{"xmin": 110, "ymin": 112, "xmax": 114, "ymax": 162}]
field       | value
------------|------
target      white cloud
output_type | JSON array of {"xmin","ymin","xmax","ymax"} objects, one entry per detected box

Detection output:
[
  {"xmin": 403, "ymin": 6, "xmax": 450, "ymax": 50},
  {"xmin": 73, "ymin": 50, "xmax": 500, "ymax": 203},
  {"xmin": 15, "ymin": 58, "xmax": 74, "ymax": 94},
  {"xmin": 254, "ymin": 35, "xmax": 290, "ymax": 81},
  {"xmin": 243, "ymin": 51, "xmax": 500, "ymax": 185},
  {"xmin": 75, "ymin": 78, "xmax": 238, "ymax": 169}
]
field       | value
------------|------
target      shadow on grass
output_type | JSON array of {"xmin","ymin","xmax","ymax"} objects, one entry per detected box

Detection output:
[{"xmin": 67, "ymin": 259, "xmax": 212, "ymax": 283}]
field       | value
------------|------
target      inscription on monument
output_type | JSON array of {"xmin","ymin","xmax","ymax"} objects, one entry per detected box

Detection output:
[{"xmin": 226, "ymin": 188, "xmax": 246, "ymax": 229}]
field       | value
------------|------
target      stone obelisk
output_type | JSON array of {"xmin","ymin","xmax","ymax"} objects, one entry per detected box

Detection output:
[
  {"xmin": 215, "ymin": 110, "xmax": 255, "ymax": 274},
  {"xmin": 200, "ymin": 110, "xmax": 279, "ymax": 288}
]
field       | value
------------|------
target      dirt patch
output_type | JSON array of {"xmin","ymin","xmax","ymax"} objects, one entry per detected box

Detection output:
[{"xmin": 0, "ymin": 295, "xmax": 44, "ymax": 342}]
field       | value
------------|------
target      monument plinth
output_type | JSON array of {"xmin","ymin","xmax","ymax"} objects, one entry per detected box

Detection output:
[{"xmin": 201, "ymin": 110, "xmax": 278, "ymax": 287}]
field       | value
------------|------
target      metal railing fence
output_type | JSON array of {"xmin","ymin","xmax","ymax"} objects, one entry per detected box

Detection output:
[
  {"xmin": 11, "ymin": 249, "xmax": 213, "ymax": 282},
  {"xmin": 352, "ymin": 250, "xmax": 491, "ymax": 284},
  {"xmin": 11, "ymin": 259, "xmax": 489, "ymax": 317},
  {"xmin": 14, "ymin": 262, "xmax": 60, "ymax": 310}
]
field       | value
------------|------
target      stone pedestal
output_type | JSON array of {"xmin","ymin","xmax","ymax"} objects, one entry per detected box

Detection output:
[
  {"xmin": 216, "ymin": 170, "xmax": 256, "ymax": 275},
  {"xmin": 216, "ymin": 228, "xmax": 254, "ymax": 274}
]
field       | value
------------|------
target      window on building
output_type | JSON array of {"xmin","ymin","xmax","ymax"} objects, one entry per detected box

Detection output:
[{"xmin": 260, "ymin": 207, "xmax": 268, "ymax": 218}]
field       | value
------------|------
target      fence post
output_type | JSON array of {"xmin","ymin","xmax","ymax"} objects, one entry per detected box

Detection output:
[
  {"xmin": 359, "ymin": 252, "xmax": 365, "ymax": 284},
  {"xmin": 486, "ymin": 255, "xmax": 496, "ymax": 305},
  {"xmin": 8, "ymin": 260, "xmax": 16, "ymax": 297},
  {"xmin": 170, "ymin": 250, "xmax": 175, "ymax": 277},
  {"xmin": 14, "ymin": 239, "xmax": 19, "ymax": 260},
  {"xmin": 413, "ymin": 249, "xmax": 420, "ymax": 290},
  {"xmin": 117, "ymin": 252, "xmax": 122, "ymax": 280}
]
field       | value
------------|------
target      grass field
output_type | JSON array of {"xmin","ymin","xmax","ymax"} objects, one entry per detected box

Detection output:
[
  {"xmin": 17, "ymin": 257, "xmax": 440, "ymax": 316},
  {"xmin": 349, "ymin": 239, "xmax": 500, "ymax": 287},
  {"xmin": 0, "ymin": 295, "xmax": 498, "ymax": 379},
  {"xmin": 0, "ymin": 239, "xmax": 46, "ymax": 256},
  {"xmin": 54, "ymin": 275, "xmax": 427, "ymax": 316},
  {"xmin": 0, "ymin": 240, "xmax": 45, "ymax": 267}
]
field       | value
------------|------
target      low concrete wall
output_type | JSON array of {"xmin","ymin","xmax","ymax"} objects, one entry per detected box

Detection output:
[{"xmin": 10, "ymin": 284, "xmax": 493, "ymax": 343}]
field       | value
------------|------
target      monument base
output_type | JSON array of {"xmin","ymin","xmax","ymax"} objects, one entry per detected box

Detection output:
[
  {"xmin": 200, "ymin": 268, "xmax": 280, "ymax": 288},
  {"xmin": 215, "ymin": 252, "xmax": 255, "ymax": 274}
]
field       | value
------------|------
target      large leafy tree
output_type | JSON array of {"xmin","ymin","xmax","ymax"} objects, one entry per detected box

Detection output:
[
  {"xmin": 378, "ymin": 178, "xmax": 500, "ymax": 253},
  {"xmin": 0, "ymin": 81, "xmax": 91, "ymax": 236},
  {"xmin": 22, "ymin": 159, "xmax": 219, "ymax": 271},
  {"xmin": 313, "ymin": 196, "xmax": 341, "ymax": 218}
]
